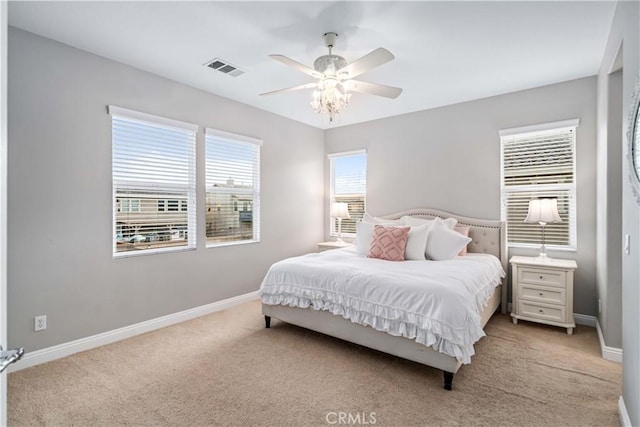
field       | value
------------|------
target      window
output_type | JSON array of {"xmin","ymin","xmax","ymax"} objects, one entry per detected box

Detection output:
[
  {"xmin": 119, "ymin": 199, "xmax": 140, "ymax": 213},
  {"xmin": 157, "ymin": 199, "xmax": 187, "ymax": 212},
  {"xmin": 110, "ymin": 106, "xmax": 197, "ymax": 256},
  {"xmin": 205, "ymin": 128, "xmax": 261, "ymax": 246},
  {"xmin": 500, "ymin": 119, "xmax": 578, "ymax": 249},
  {"xmin": 329, "ymin": 150, "xmax": 367, "ymax": 236}
]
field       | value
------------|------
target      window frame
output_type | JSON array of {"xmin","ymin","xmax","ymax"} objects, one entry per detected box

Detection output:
[
  {"xmin": 328, "ymin": 149, "xmax": 367, "ymax": 238},
  {"xmin": 119, "ymin": 198, "xmax": 141, "ymax": 213},
  {"xmin": 499, "ymin": 119, "xmax": 579, "ymax": 251},
  {"xmin": 109, "ymin": 106, "xmax": 198, "ymax": 258},
  {"xmin": 205, "ymin": 127, "xmax": 262, "ymax": 248}
]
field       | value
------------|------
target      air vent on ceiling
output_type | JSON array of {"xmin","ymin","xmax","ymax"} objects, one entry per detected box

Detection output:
[{"xmin": 204, "ymin": 57, "xmax": 245, "ymax": 77}]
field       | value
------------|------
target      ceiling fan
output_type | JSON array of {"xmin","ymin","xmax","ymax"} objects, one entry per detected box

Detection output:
[{"xmin": 260, "ymin": 32, "xmax": 402, "ymax": 122}]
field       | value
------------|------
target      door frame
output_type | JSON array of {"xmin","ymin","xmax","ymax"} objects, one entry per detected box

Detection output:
[{"xmin": 1, "ymin": 0, "xmax": 9, "ymax": 423}]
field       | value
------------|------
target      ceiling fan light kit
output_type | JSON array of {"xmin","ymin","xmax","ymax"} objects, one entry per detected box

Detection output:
[
  {"xmin": 261, "ymin": 32, "xmax": 402, "ymax": 123},
  {"xmin": 310, "ymin": 79, "xmax": 351, "ymax": 122}
]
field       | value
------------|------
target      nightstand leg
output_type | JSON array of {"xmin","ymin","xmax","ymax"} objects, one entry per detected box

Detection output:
[
  {"xmin": 567, "ymin": 327, "xmax": 573, "ymax": 335},
  {"xmin": 512, "ymin": 317, "xmax": 518, "ymax": 325}
]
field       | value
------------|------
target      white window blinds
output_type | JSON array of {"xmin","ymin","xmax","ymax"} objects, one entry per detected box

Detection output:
[
  {"xmin": 110, "ymin": 106, "xmax": 197, "ymax": 256},
  {"xmin": 205, "ymin": 128, "xmax": 261, "ymax": 246},
  {"xmin": 500, "ymin": 120, "xmax": 578, "ymax": 249},
  {"xmin": 329, "ymin": 150, "xmax": 367, "ymax": 235}
]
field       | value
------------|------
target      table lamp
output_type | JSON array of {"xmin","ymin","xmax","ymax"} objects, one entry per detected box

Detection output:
[
  {"xmin": 524, "ymin": 198, "xmax": 562, "ymax": 260},
  {"xmin": 330, "ymin": 202, "xmax": 351, "ymax": 243}
]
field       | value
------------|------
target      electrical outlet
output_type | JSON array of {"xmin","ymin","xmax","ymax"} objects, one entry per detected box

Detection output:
[{"xmin": 34, "ymin": 315, "xmax": 47, "ymax": 331}]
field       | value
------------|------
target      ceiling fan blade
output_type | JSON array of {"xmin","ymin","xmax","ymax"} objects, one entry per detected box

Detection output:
[
  {"xmin": 260, "ymin": 82, "xmax": 318, "ymax": 96},
  {"xmin": 269, "ymin": 54, "xmax": 322, "ymax": 78},
  {"xmin": 337, "ymin": 47, "xmax": 395, "ymax": 79},
  {"xmin": 347, "ymin": 80, "xmax": 403, "ymax": 99}
]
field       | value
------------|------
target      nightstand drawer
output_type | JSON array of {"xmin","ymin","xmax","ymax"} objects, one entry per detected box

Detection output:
[
  {"xmin": 519, "ymin": 284, "xmax": 566, "ymax": 305},
  {"xmin": 519, "ymin": 267, "xmax": 567, "ymax": 288},
  {"xmin": 518, "ymin": 301, "xmax": 565, "ymax": 323}
]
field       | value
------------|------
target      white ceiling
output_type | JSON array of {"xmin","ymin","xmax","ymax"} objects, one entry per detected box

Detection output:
[{"xmin": 8, "ymin": 1, "xmax": 616, "ymax": 130}]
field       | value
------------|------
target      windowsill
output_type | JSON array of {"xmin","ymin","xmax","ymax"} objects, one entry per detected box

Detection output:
[
  {"xmin": 329, "ymin": 234, "xmax": 356, "ymax": 244},
  {"xmin": 113, "ymin": 245, "xmax": 195, "ymax": 259},
  {"xmin": 206, "ymin": 239, "xmax": 260, "ymax": 249},
  {"xmin": 508, "ymin": 243, "xmax": 577, "ymax": 252}
]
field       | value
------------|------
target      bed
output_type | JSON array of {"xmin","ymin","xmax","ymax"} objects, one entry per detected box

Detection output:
[{"xmin": 260, "ymin": 208, "xmax": 507, "ymax": 390}]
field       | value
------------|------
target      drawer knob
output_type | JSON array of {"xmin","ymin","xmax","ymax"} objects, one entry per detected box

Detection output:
[
  {"xmin": 539, "ymin": 292, "xmax": 544, "ymax": 296},
  {"xmin": 539, "ymin": 309, "xmax": 544, "ymax": 313},
  {"xmin": 539, "ymin": 276, "xmax": 543, "ymax": 279}
]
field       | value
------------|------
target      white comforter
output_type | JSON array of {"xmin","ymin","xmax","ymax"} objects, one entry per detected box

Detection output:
[{"xmin": 259, "ymin": 248, "xmax": 505, "ymax": 364}]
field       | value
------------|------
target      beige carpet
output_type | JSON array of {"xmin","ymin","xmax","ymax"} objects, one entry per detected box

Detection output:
[{"xmin": 8, "ymin": 300, "xmax": 621, "ymax": 426}]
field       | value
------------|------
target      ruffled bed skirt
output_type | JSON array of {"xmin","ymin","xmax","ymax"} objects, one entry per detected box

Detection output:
[{"xmin": 260, "ymin": 276, "xmax": 501, "ymax": 364}]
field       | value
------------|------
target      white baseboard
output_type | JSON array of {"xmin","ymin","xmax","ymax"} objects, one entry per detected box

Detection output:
[
  {"xmin": 618, "ymin": 396, "xmax": 632, "ymax": 427},
  {"xmin": 507, "ymin": 308, "xmax": 622, "ymax": 363},
  {"xmin": 8, "ymin": 290, "xmax": 260, "ymax": 373},
  {"xmin": 573, "ymin": 313, "xmax": 597, "ymax": 327},
  {"xmin": 574, "ymin": 313, "xmax": 622, "ymax": 363},
  {"xmin": 505, "ymin": 306, "xmax": 622, "ymax": 363},
  {"xmin": 11, "ymin": 297, "xmax": 624, "ymax": 372}
]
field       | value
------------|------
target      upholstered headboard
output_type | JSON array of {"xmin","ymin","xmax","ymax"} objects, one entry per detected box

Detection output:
[{"xmin": 381, "ymin": 208, "xmax": 508, "ymax": 312}]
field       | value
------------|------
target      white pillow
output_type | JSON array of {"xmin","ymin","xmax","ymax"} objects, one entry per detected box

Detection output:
[
  {"xmin": 357, "ymin": 221, "xmax": 428, "ymax": 260},
  {"xmin": 356, "ymin": 221, "xmax": 375, "ymax": 255},
  {"xmin": 404, "ymin": 224, "xmax": 429, "ymax": 260},
  {"xmin": 403, "ymin": 215, "xmax": 457, "ymax": 229},
  {"xmin": 425, "ymin": 218, "xmax": 472, "ymax": 261},
  {"xmin": 362, "ymin": 212, "xmax": 404, "ymax": 226}
]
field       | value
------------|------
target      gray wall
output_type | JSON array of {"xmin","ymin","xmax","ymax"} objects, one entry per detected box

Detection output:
[
  {"xmin": 7, "ymin": 27, "xmax": 325, "ymax": 352},
  {"xmin": 598, "ymin": 1, "xmax": 640, "ymax": 424},
  {"xmin": 325, "ymin": 77, "xmax": 598, "ymax": 316}
]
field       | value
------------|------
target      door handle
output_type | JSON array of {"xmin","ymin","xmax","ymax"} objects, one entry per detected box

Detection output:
[{"xmin": 0, "ymin": 346, "xmax": 24, "ymax": 373}]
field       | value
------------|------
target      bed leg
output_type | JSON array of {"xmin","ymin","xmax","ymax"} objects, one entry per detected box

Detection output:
[
  {"xmin": 443, "ymin": 371, "xmax": 454, "ymax": 391},
  {"xmin": 264, "ymin": 315, "xmax": 271, "ymax": 328}
]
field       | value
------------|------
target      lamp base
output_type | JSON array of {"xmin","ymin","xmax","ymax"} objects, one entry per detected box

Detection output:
[
  {"xmin": 336, "ymin": 218, "xmax": 343, "ymax": 244},
  {"xmin": 535, "ymin": 252, "xmax": 552, "ymax": 262},
  {"xmin": 537, "ymin": 230, "xmax": 552, "ymax": 261}
]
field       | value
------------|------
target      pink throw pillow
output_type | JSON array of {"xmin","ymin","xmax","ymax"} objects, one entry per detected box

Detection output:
[
  {"xmin": 368, "ymin": 225, "xmax": 410, "ymax": 261},
  {"xmin": 454, "ymin": 226, "xmax": 471, "ymax": 256}
]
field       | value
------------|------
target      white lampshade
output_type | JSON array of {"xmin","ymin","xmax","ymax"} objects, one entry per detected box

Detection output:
[
  {"xmin": 330, "ymin": 202, "xmax": 351, "ymax": 219},
  {"xmin": 524, "ymin": 199, "xmax": 562, "ymax": 224}
]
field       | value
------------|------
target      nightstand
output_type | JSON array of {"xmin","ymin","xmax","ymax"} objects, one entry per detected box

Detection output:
[
  {"xmin": 317, "ymin": 241, "xmax": 352, "ymax": 252},
  {"xmin": 510, "ymin": 255, "xmax": 577, "ymax": 335}
]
